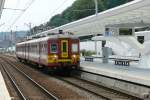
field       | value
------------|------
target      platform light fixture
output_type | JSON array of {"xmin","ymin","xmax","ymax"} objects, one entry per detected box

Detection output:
[{"xmin": 94, "ymin": 0, "xmax": 98, "ymax": 15}]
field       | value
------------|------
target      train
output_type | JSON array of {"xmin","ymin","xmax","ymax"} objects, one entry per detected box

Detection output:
[{"xmin": 16, "ymin": 32, "xmax": 80, "ymax": 71}]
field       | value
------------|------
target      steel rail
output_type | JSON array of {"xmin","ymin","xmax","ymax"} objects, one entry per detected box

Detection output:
[
  {"xmin": 1, "ymin": 63, "xmax": 27, "ymax": 100},
  {"xmin": 55, "ymin": 76, "xmax": 112, "ymax": 100},
  {"xmin": 55, "ymin": 76, "xmax": 141, "ymax": 100},
  {"xmin": 1, "ymin": 57, "xmax": 59, "ymax": 100}
]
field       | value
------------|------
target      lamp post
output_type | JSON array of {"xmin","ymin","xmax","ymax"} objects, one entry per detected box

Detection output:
[
  {"xmin": 94, "ymin": 0, "xmax": 98, "ymax": 15},
  {"xmin": 24, "ymin": 23, "xmax": 32, "ymax": 36},
  {"xmin": 94, "ymin": 0, "xmax": 98, "ymax": 55}
]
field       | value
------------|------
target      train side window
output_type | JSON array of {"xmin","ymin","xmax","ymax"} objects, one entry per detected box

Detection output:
[
  {"xmin": 51, "ymin": 43, "xmax": 57, "ymax": 53},
  {"xmin": 43, "ymin": 44, "xmax": 45, "ymax": 54},
  {"xmin": 72, "ymin": 43, "xmax": 78, "ymax": 53},
  {"xmin": 31, "ymin": 45, "xmax": 33, "ymax": 52},
  {"xmin": 35, "ymin": 45, "xmax": 37, "ymax": 53},
  {"xmin": 44, "ymin": 44, "xmax": 47, "ymax": 52}
]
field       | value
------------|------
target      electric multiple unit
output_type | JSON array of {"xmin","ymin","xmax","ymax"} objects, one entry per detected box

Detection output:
[{"xmin": 16, "ymin": 34, "xmax": 80, "ymax": 70}]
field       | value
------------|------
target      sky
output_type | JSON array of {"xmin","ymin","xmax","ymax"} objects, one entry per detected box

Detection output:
[{"xmin": 0, "ymin": 0, "xmax": 76, "ymax": 32}]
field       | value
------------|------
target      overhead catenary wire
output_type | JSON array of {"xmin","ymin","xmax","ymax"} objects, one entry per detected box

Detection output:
[
  {"xmin": 0, "ymin": 0, "xmax": 21, "ymax": 31},
  {"xmin": 4, "ymin": 0, "xmax": 35, "ymax": 31},
  {"xmin": 11, "ymin": 0, "xmax": 35, "ymax": 28},
  {"xmin": 3, "ymin": 8, "xmax": 25, "ymax": 11},
  {"xmin": 0, "ymin": 0, "xmax": 23, "ymax": 46},
  {"xmin": 28, "ymin": 0, "xmax": 71, "ymax": 35},
  {"xmin": 5, "ymin": 0, "xmax": 69, "ymax": 32},
  {"xmin": 45, "ymin": 0, "xmax": 69, "ymax": 21}
]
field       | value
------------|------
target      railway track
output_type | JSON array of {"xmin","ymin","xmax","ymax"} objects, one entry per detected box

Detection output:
[
  {"xmin": 2, "ymin": 55, "xmax": 143, "ymax": 100},
  {"xmin": 1, "ymin": 55, "xmax": 90, "ymax": 100},
  {"xmin": 0, "ymin": 58, "xmax": 59, "ymax": 100},
  {"xmin": 54, "ymin": 76, "xmax": 142, "ymax": 100}
]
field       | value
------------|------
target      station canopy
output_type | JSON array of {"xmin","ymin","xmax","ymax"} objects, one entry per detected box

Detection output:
[
  {"xmin": 34, "ymin": 0, "xmax": 150, "ymax": 37},
  {"xmin": 0, "ymin": 0, "xmax": 5, "ymax": 19}
]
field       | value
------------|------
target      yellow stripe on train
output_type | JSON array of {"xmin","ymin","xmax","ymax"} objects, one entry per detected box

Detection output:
[
  {"xmin": 47, "ymin": 59, "xmax": 72, "ymax": 63},
  {"xmin": 47, "ymin": 54, "xmax": 80, "ymax": 63}
]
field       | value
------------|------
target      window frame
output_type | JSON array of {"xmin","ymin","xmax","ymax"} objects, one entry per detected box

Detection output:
[
  {"xmin": 72, "ymin": 43, "xmax": 78, "ymax": 53},
  {"xmin": 62, "ymin": 42, "xmax": 67, "ymax": 53},
  {"xmin": 50, "ymin": 43, "xmax": 58, "ymax": 53}
]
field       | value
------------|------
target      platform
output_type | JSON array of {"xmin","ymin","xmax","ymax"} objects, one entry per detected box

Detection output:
[
  {"xmin": 79, "ymin": 58, "xmax": 150, "ymax": 98},
  {"xmin": 80, "ymin": 58, "xmax": 150, "ymax": 86},
  {"xmin": 0, "ymin": 71, "xmax": 11, "ymax": 100}
]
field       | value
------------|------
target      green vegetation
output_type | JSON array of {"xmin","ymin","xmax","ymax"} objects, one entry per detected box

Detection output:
[
  {"xmin": 80, "ymin": 49, "xmax": 96, "ymax": 56},
  {"xmin": 30, "ymin": 0, "xmax": 133, "ymax": 35},
  {"xmin": 47, "ymin": 14, "xmax": 70, "ymax": 28}
]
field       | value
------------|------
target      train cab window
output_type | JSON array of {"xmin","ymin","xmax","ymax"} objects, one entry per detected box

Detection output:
[
  {"xmin": 51, "ymin": 43, "xmax": 57, "ymax": 53},
  {"xmin": 62, "ymin": 42, "xmax": 67, "ymax": 52},
  {"xmin": 72, "ymin": 43, "xmax": 78, "ymax": 53}
]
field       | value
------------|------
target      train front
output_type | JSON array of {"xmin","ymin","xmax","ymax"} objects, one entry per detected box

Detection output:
[{"xmin": 47, "ymin": 36, "xmax": 80, "ymax": 70}]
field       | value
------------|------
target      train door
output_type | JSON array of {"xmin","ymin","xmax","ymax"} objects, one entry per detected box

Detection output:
[
  {"xmin": 24, "ymin": 44, "xmax": 26, "ymax": 59},
  {"xmin": 25, "ymin": 43, "xmax": 27, "ymax": 60},
  {"xmin": 39, "ymin": 42, "xmax": 41, "ymax": 63},
  {"xmin": 25, "ymin": 43, "xmax": 29, "ymax": 60},
  {"xmin": 61, "ymin": 40, "xmax": 68, "ymax": 58},
  {"xmin": 36, "ymin": 42, "xmax": 39, "ymax": 63}
]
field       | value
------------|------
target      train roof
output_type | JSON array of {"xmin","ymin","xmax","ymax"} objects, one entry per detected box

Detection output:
[{"xmin": 16, "ymin": 34, "xmax": 78, "ymax": 46}]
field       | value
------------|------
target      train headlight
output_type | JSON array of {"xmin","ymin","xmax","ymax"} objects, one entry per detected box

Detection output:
[
  {"xmin": 72, "ymin": 55, "xmax": 76, "ymax": 58},
  {"xmin": 54, "ymin": 55, "xmax": 58, "ymax": 59},
  {"xmin": 53, "ymin": 55, "xmax": 58, "ymax": 62}
]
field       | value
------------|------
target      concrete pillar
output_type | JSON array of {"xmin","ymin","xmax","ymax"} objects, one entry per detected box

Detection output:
[
  {"xmin": 102, "ymin": 40, "xmax": 108, "ymax": 63},
  {"xmin": 95, "ymin": 41, "xmax": 98, "ymax": 55},
  {"xmin": 102, "ymin": 47, "xmax": 109, "ymax": 63}
]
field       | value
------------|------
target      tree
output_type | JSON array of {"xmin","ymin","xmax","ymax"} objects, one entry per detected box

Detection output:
[
  {"xmin": 104, "ymin": 0, "xmax": 133, "ymax": 9},
  {"xmin": 47, "ymin": 14, "xmax": 69, "ymax": 27},
  {"xmin": 49, "ymin": 0, "xmax": 133, "ymax": 28},
  {"xmin": 62, "ymin": 0, "xmax": 106, "ymax": 21}
]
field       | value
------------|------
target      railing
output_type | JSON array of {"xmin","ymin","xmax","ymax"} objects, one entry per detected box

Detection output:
[{"xmin": 83, "ymin": 56, "xmax": 139, "ymax": 66}]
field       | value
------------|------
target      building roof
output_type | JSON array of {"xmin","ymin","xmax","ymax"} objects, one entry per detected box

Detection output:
[
  {"xmin": 0, "ymin": 0, "xmax": 5, "ymax": 19},
  {"xmin": 32, "ymin": 0, "xmax": 150, "ymax": 37}
]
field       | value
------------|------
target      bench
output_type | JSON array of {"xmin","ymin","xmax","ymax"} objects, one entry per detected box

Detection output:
[
  {"xmin": 85, "ymin": 57, "xmax": 94, "ymax": 62},
  {"xmin": 114, "ymin": 59, "xmax": 131, "ymax": 66}
]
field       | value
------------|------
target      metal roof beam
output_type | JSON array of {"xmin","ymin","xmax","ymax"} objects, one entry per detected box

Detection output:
[
  {"xmin": 105, "ymin": 22, "xmax": 150, "ymax": 28},
  {"xmin": 0, "ymin": 0, "xmax": 5, "ymax": 19}
]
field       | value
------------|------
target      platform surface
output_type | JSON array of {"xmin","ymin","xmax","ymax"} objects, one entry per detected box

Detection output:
[
  {"xmin": 0, "ymin": 71, "xmax": 11, "ymax": 100},
  {"xmin": 80, "ymin": 58, "xmax": 150, "ymax": 86}
]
